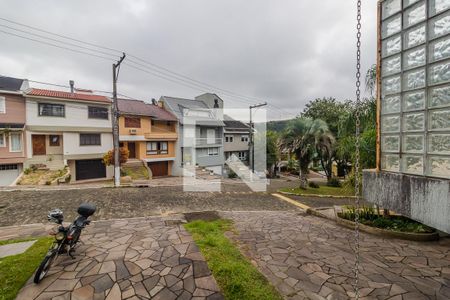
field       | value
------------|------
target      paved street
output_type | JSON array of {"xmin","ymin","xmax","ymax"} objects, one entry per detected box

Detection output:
[
  {"xmin": 222, "ymin": 211, "xmax": 450, "ymax": 300},
  {"xmin": 17, "ymin": 215, "xmax": 222, "ymax": 300},
  {"xmin": 0, "ymin": 184, "xmax": 297, "ymax": 227}
]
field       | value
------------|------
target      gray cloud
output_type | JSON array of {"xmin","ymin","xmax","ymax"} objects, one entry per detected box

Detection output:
[{"xmin": 0, "ymin": 0, "xmax": 377, "ymax": 120}]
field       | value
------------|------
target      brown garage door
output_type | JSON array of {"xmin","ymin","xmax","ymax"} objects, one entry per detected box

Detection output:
[{"xmin": 148, "ymin": 161, "xmax": 168, "ymax": 177}]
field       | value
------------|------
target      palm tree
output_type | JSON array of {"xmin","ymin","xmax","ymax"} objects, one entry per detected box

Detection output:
[
  {"xmin": 365, "ymin": 64, "xmax": 377, "ymax": 97},
  {"xmin": 282, "ymin": 118, "xmax": 334, "ymax": 189}
]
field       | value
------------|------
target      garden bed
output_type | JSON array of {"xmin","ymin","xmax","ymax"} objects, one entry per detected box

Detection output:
[
  {"xmin": 18, "ymin": 168, "xmax": 69, "ymax": 185},
  {"xmin": 336, "ymin": 211, "xmax": 439, "ymax": 241}
]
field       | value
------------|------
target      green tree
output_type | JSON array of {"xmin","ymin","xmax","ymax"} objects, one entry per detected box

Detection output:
[
  {"xmin": 301, "ymin": 97, "xmax": 352, "ymax": 136},
  {"xmin": 365, "ymin": 64, "xmax": 377, "ymax": 97},
  {"xmin": 336, "ymin": 97, "xmax": 376, "ymax": 170},
  {"xmin": 266, "ymin": 131, "xmax": 279, "ymax": 177},
  {"xmin": 282, "ymin": 118, "xmax": 334, "ymax": 189}
]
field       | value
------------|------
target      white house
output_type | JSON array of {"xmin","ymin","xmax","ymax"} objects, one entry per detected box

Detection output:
[{"xmin": 24, "ymin": 86, "xmax": 113, "ymax": 182}]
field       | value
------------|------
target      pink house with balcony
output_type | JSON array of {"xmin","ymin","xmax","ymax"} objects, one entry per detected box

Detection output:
[{"xmin": 0, "ymin": 76, "xmax": 29, "ymax": 186}]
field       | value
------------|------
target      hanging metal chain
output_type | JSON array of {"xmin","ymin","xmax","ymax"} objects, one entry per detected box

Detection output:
[{"xmin": 354, "ymin": 0, "xmax": 362, "ymax": 299}]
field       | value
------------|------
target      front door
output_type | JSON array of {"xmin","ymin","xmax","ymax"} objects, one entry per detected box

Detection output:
[
  {"xmin": 32, "ymin": 135, "xmax": 46, "ymax": 155},
  {"xmin": 128, "ymin": 142, "xmax": 136, "ymax": 159}
]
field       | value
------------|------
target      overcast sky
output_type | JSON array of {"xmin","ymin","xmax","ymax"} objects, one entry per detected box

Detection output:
[{"xmin": 0, "ymin": 0, "xmax": 377, "ymax": 120}]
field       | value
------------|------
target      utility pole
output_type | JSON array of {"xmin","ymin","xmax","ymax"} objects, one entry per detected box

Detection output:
[
  {"xmin": 112, "ymin": 53, "xmax": 126, "ymax": 187},
  {"xmin": 249, "ymin": 102, "xmax": 267, "ymax": 174}
]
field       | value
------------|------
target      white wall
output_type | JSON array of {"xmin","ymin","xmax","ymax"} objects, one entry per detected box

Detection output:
[
  {"xmin": 63, "ymin": 132, "xmax": 113, "ymax": 156},
  {"xmin": 26, "ymin": 98, "xmax": 112, "ymax": 129}
]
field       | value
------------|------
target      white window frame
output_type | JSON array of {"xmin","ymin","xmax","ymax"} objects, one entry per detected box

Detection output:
[
  {"xmin": 0, "ymin": 96, "xmax": 5, "ymax": 114},
  {"xmin": 9, "ymin": 132, "xmax": 22, "ymax": 152},
  {"xmin": 208, "ymin": 147, "xmax": 219, "ymax": 156},
  {"xmin": 0, "ymin": 133, "xmax": 5, "ymax": 147},
  {"xmin": 241, "ymin": 135, "xmax": 249, "ymax": 142},
  {"xmin": 238, "ymin": 151, "xmax": 247, "ymax": 160},
  {"xmin": 225, "ymin": 135, "xmax": 234, "ymax": 143}
]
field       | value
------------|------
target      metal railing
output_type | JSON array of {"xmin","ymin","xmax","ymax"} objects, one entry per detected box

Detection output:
[{"xmin": 195, "ymin": 138, "xmax": 223, "ymax": 146}]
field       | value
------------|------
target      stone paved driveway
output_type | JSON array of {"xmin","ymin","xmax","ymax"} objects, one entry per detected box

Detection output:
[
  {"xmin": 222, "ymin": 211, "xmax": 450, "ymax": 300},
  {"xmin": 17, "ymin": 215, "xmax": 223, "ymax": 300}
]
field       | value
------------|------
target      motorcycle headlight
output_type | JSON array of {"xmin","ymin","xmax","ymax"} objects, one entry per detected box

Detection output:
[{"xmin": 55, "ymin": 232, "xmax": 65, "ymax": 241}]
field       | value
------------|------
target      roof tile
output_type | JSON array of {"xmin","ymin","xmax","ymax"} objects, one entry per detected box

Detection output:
[
  {"xmin": 117, "ymin": 98, "xmax": 177, "ymax": 121},
  {"xmin": 26, "ymin": 88, "xmax": 111, "ymax": 103}
]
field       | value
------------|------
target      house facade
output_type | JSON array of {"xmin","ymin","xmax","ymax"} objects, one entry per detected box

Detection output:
[
  {"xmin": 118, "ymin": 99, "xmax": 178, "ymax": 177},
  {"xmin": 159, "ymin": 93, "xmax": 225, "ymax": 176},
  {"xmin": 223, "ymin": 115, "xmax": 250, "ymax": 163},
  {"xmin": 24, "ymin": 87, "xmax": 114, "ymax": 182},
  {"xmin": 0, "ymin": 76, "xmax": 28, "ymax": 186}
]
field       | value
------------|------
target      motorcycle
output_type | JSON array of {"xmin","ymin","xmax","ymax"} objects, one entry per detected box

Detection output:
[{"xmin": 33, "ymin": 203, "xmax": 96, "ymax": 284}]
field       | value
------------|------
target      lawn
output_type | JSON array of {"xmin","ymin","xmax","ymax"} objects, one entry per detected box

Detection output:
[
  {"xmin": 279, "ymin": 185, "xmax": 355, "ymax": 197},
  {"xmin": 0, "ymin": 237, "xmax": 53, "ymax": 300},
  {"xmin": 121, "ymin": 166, "xmax": 150, "ymax": 180},
  {"xmin": 184, "ymin": 220, "xmax": 282, "ymax": 300}
]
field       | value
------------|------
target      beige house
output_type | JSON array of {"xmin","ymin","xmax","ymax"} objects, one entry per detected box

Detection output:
[{"xmin": 24, "ymin": 85, "xmax": 114, "ymax": 182}]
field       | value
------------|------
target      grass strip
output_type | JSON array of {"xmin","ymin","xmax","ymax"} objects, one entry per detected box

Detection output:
[
  {"xmin": 0, "ymin": 237, "xmax": 53, "ymax": 300},
  {"xmin": 184, "ymin": 219, "xmax": 282, "ymax": 300},
  {"xmin": 279, "ymin": 185, "xmax": 355, "ymax": 197}
]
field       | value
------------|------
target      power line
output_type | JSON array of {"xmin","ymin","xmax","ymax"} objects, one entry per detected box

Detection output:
[
  {"xmin": 0, "ymin": 24, "xmax": 119, "ymax": 59},
  {"xmin": 0, "ymin": 29, "xmax": 114, "ymax": 62},
  {"xmin": 0, "ymin": 18, "xmax": 297, "ymax": 117},
  {"xmin": 0, "ymin": 17, "xmax": 122, "ymax": 54}
]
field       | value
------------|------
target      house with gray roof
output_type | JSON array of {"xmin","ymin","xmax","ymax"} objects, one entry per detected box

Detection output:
[
  {"xmin": 159, "ymin": 93, "xmax": 225, "ymax": 176},
  {"xmin": 223, "ymin": 115, "xmax": 250, "ymax": 164}
]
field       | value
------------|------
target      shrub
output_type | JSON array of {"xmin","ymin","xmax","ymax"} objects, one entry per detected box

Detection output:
[
  {"xmin": 308, "ymin": 181, "xmax": 320, "ymax": 188},
  {"xmin": 45, "ymin": 180, "xmax": 52, "ymax": 185},
  {"xmin": 228, "ymin": 170, "xmax": 238, "ymax": 179},
  {"xmin": 103, "ymin": 147, "xmax": 129, "ymax": 166},
  {"xmin": 327, "ymin": 177, "xmax": 341, "ymax": 187},
  {"xmin": 30, "ymin": 165, "xmax": 38, "ymax": 172},
  {"xmin": 23, "ymin": 168, "xmax": 31, "ymax": 175}
]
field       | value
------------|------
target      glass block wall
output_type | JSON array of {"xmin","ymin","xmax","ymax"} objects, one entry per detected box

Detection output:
[{"xmin": 380, "ymin": 0, "xmax": 450, "ymax": 179}]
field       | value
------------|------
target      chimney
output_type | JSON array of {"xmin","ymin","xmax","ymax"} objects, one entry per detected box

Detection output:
[
  {"xmin": 69, "ymin": 80, "xmax": 74, "ymax": 93},
  {"xmin": 151, "ymin": 98, "xmax": 157, "ymax": 105}
]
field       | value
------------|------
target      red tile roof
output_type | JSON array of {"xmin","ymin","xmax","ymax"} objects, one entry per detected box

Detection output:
[
  {"xmin": 118, "ymin": 98, "xmax": 177, "ymax": 121},
  {"xmin": 26, "ymin": 88, "xmax": 111, "ymax": 103}
]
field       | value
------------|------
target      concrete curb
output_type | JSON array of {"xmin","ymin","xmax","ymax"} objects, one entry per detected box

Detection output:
[{"xmin": 278, "ymin": 190, "xmax": 357, "ymax": 199}]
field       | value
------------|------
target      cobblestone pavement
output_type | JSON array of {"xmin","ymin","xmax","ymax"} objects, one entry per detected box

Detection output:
[
  {"xmin": 0, "ymin": 185, "xmax": 298, "ymax": 226},
  {"xmin": 17, "ymin": 215, "xmax": 223, "ymax": 300},
  {"xmin": 222, "ymin": 211, "xmax": 450, "ymax": 300}
]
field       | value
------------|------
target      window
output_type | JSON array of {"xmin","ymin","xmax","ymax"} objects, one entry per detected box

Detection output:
[
  {"xmin": 0, "ymin": 164, "xmax": 17, "ymax": 170},
  {"xmin": 225, "ymin": 136, "xmax": 234, "ymax": 143},
  {"xmin": 38, "ymin": 103, "xmax": 65, "ymax": 117},
  {"xmin": 146, "ymin": 141, "xmax": 168, "ymax": 155},
  {"xmin": 0, "ymin": 133, "xmax": 5, "ymax": 147},
  {"xmin": 124, "ymin": 117, "xmax": 141, "ymax": 128},
  {"xmin": 241, "ymin": 135, "xmax": 249, "ymax": 142},
  {"xmin": 0, "ymin": 96, "xmax": 5, "ymax": 113},
  {"xmin": 151, "ymin": 120, "xmax": 155, "ymax": 126},
  {"xmin": 49, "ymin": 135, "xmax": 60, "ymax": 146},
  {"xmin": 239, "ymin": 151, "xmax": 247, "ymax": 160},
  {"xmin": 80, "ymin": 134, "xmax": 101, "ymax": 146},
  {"xmin": 88, "ymin": 106, "xmax": 108, "ymax": 119},
  {"xmin": 9, "ymin": 133, "xmax": 22, "ymax": 152},
  {"xmin": 208, "ymin": 147, "xmax": 219, "ymax": 156}
]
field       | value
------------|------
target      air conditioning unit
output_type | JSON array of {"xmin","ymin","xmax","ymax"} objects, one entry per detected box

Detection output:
[{"xmin": 129, "ymin": 129, "xmax": 137, "ymax": 135}]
